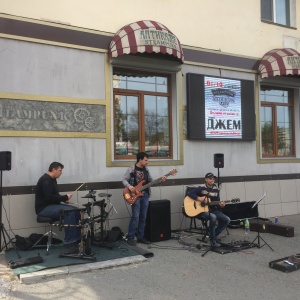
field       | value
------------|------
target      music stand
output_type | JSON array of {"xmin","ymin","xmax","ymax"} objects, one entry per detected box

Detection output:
[{"xmin": 251, "ymin": 191, "xmax": 274, "ymax": 251}]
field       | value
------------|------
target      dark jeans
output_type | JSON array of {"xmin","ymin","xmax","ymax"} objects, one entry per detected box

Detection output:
[
  {"xmin": 38, "ymin": 204, "xmax": 81, "ymax": 244},
  {"xmin": 199, "ymin": 210, "xmax": 230, "ymax": 240},
  {"xmin": 127, "ymin": 193, "xmax": 149, "ymax": 240}
]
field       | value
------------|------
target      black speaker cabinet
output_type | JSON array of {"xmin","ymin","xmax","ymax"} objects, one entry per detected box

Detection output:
[
  {"xmin": 214, "ymin": 153, "xmax": 224, "ymax": 168},
  {"xmin": 0, "ymin": 151, "xmax": 11, "ymax": 171},
  {"xmin": 144, "ymin": 200, "xmax": 171, "ymax": 242}
]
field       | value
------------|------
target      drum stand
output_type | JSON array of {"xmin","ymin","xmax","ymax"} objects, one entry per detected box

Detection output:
[
  {"xmin": 81, "ymin": 192, "xmax": 117, "ymax": 249},
  {"xmin": 58, "ymin": 209, "xmax": 96, "ymax": 261},
  {"xmin": 91, "ymin": 199, "xmax": 112, "ymax": 248},
  {"xmin": 81, "ymin": 190, "xmax": 97, "ymax": 241}
]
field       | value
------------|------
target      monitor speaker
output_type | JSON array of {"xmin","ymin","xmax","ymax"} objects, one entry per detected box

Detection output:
[
  {"xmin": 144, "ymin": 200, "xmax": 171, "ymax": 242},
  {"xmin": 0, "ymin": 151, "xmax": 11, "ymax": 171},
  {"xmin": 214, "ymin": 153, "xmax": 224, "ymax": 168}
]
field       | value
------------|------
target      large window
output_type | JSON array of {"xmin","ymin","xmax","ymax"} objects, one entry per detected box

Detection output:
[
  {"xmin": 113, "ymin": 69, "xmax": 172, "ymax": 159},
  {"xmin": 260, "ymin": 86, "xmax": 295, "ymax": 157},
  {"xmin": 261, "ymin": 0, "xmax": 291, "ymax": 26}
]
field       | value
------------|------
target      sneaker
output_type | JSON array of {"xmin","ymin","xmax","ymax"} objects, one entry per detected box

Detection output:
[
  {"xmin": 210, "ymin": 239, "xmax": 221, "ymax": 248},
  {"xmin": 137, "ymin": 238, "xmax": 151, "ymax": 244},
  {"xmin": 127, "ymin": 239, "xmax": 137, "ymax": 246}
]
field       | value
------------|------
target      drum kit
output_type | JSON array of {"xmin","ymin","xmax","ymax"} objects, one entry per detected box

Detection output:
[{"xmin": 58, "ymin": 190, "xmax": 117, "ymax": 261}]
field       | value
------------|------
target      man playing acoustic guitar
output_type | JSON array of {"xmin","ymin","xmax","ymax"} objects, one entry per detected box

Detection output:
[
  {"xmin": 188, "ymin": 172, "xmax": 230, "ymax": 248},
  {"xmin": 122, "ymin": 152, "xmax": 167, "ymax": 246}
]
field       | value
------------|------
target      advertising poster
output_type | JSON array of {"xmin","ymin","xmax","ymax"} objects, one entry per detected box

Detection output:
[{"xmin": 204, "ymin": 76, "xmax": 242, "ymax": 139}]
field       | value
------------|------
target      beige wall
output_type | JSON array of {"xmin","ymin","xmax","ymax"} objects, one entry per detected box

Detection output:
[{"xmin": 1, "ymin": 0, "xmax": 299, "ymax": 57}]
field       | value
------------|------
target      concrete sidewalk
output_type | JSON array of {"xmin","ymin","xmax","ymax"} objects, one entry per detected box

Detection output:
[{"xmin": 1, "ymin": 214, "xmax": 300, "ymax": 300}]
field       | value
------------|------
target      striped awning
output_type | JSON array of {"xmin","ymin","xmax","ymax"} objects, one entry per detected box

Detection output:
[
  {"xmin": 109, "ymin": 20, "xmax": 184, "ymax": 63},
  {"xmin": 258, "ymin": 48, "xmax": 300, "ymax": 78}
]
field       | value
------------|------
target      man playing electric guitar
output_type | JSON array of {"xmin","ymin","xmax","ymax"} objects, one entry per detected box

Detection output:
[
  {"xmin": 122, "ymin": 152, "xmax": 167, "ymax": 246},
  {"xmin": 188, "ymin": 172, "xmax": 230, "ymax": 248}
]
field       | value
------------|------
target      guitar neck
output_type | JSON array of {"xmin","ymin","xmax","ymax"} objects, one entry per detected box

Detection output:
[
  {"xmin": 208, "ymin": 200, "xmax": 230, "ymax": 206},
  {"xmin": 138, "ymin": 172, "xmax": 172, "ymax": 192}
]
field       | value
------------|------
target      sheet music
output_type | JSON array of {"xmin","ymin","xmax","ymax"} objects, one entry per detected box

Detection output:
[{"xmin": 251, "ymin": 191, "xmax": 267, "ymax": 209}]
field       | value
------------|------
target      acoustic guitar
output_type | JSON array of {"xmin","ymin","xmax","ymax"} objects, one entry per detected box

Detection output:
[
  {"xmin": 123, "ymin": 169, "xmax": 177, "ymax": 205},
  {"xmin": 183, "ymin": 196, "xmax": 240, "ymax": 217}
]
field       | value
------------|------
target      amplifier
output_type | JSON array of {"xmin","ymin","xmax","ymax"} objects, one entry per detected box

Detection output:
[{"xmin": 249, "ymin": 219, "xmax": 294, "ymax": 237}]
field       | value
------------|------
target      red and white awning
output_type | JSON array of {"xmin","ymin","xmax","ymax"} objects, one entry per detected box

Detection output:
[
  {"xmin": 258, "ymin": 48, "xmax": 300, "ymax": 78},
  {"xmin": 109, "ymin": 20, "xmax": 184, "ymax": 63}
]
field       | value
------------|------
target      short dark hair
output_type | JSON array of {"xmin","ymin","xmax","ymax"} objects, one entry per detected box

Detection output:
[
  {"xmin": 48, "ymin": 162, "xmax": 64, "ymax": 172},
  {"xmin": 136, "ymin": 152, "xmax": 148, "ymax": 163}
]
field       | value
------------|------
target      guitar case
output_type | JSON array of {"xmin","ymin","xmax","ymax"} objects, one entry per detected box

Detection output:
[
  {"xmin": 249, "ymin": 219, "xmax": 294, "ymax": 237},
  {"xmin": 269, "ymin": 255, "xmax": 300, "ymax": 272}
]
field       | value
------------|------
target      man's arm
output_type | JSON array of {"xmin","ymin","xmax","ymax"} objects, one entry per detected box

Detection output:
[
  {"xmin": 122, "ymin": 166, "xmax": 133, "ymax": 188},
  {"xmin": 188, "ymin": 186, "xmax": 206, "ymax": 202}
]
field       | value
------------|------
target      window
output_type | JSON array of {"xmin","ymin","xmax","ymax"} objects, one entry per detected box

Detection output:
[
  {"xmin": 261, "ymin": 0, "xmax": 291, "ymax": 26},
  {"xmin": 260, "ymin": 86, "xmax": 295, "ymax": 157},
  {"xmin": 113, "ymin": 69, "xmax": 172, "ymax": 159}
]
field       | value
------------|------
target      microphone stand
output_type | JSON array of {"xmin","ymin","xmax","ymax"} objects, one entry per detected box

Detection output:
[
  {"xmin": 0, "ymin": 170, "xmax": 21, "ymax": 257},
  {"xmin": 201, "ymin": 188, "xmax": 214, "ymax": 257}
]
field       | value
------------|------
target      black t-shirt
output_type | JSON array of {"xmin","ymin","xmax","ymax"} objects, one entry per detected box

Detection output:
[{"xmin": 133, "ymin": 165, "xmax": 150, "ymax": 194}]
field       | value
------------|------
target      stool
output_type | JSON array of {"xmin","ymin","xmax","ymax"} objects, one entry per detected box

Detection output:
[
  {"xmin": 33, "ymin": 216, "xmax": 59, "ymax": 255},
  {"xmin": 197, "ymin": 216, "xmax": 210, "ymax": 242}
]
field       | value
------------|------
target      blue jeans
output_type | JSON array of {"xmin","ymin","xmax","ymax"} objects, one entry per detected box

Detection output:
[
  {"xmin": 199, "ymin": 210, "xmax": 230, "ymax": 240},
  {"xmin": 38, "ymin": 204, "xmax": 81, "ymax": 244},
  {"xmin": 128, "ymin": 193, "xmax": 149, "ymax": 240}
]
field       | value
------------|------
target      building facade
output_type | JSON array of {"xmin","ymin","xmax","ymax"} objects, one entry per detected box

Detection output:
[{"xmin": 0, "ymin": 0, "xmax": 300, "ymax": 238}]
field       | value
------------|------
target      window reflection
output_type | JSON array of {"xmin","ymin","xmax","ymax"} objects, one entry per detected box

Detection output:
[
  {"xmin": 260, "ymin": 87, "xmax": 294, "ymax": 157},
  {"xmin": 114, "ymin": 69, "xmax": 171, "ymax": 159}
]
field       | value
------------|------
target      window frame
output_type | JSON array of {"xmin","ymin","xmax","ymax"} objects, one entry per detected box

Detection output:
[
  {"xmin": 260, "ymin": 86, "xmax": 295, "ymax": 158},
  {"xmin": 113, "ymin": 68, "xmax": 173, "ymax": 160},
  {"xmin": 261, "ymin": 0, "xmax": 292, "ymax": 27}
]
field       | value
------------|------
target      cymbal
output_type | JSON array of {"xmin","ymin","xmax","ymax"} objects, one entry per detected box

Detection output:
[
  {"xmin": 82, "ymin": 191, "xmax": 96, "ymax": 198},
  {"xmin": 98, "ymin": 193, "xmax": 112, "ymax": 198}
]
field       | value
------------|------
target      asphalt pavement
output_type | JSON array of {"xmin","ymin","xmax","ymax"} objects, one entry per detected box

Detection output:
[{"xmin": 1, "ymin": 214, "xmax": 300, "ymax": 300}]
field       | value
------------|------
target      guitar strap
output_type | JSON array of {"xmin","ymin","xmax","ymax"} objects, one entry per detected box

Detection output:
[{"xmin": 129, "ymin": 171, "xmax": 135, "ymax": 186}]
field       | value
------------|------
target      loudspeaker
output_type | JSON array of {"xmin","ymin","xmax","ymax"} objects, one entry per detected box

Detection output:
[
  {"xmin": 214, "ymin": 153, "xmax": 224, "ymax": 168},
  {"xmin": 0, "ymin": 151, "xmax": 11, "ymax": 171},
  {"xmin": 144, "ymin": 200, "xmax": 171, "ymax": 242}
]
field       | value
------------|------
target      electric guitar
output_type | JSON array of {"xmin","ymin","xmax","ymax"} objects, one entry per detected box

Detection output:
[
  {"xmin": 123, "ymin": 169, "xmax": 177, "ymax": 205},
  {"xmin": 183, "ymin": 196, "xmax": 240, "ymax": 217}
]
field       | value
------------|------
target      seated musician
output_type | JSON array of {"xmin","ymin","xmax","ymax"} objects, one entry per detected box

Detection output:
[
  {"xmin": 188, "ymin": 172, "xmax": 230, "ymax": 248},
  {"xmin": 35, "ymin": 162, "xmax": 81, "ymax": 253}
]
